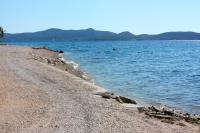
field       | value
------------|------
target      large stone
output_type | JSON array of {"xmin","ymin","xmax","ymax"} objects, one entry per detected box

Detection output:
[
  {"xmin": 94, "ymin": 92, "xmax": 137, "ymax": 104},
  {"xmin": 118, "ymin": 96, "xmax": 137, "ymax": 104}
]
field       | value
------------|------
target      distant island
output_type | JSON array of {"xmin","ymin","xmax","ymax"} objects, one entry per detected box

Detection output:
[{"xmin": 3, "ymin": 28, "xmax": 200, "ymax": 42}]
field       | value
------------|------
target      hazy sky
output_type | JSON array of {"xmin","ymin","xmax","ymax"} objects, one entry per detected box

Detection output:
[{"xmin": 1, "ymin": 0, "xmax": 200, "ymax": 34}]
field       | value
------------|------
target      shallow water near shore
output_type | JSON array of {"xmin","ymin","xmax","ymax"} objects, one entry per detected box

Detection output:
[{"xmin": 5, "ymin": 41, "xmax": 200, "ymax": 114}]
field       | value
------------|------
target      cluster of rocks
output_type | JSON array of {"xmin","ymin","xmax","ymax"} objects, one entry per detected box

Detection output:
[
  {"xmin": 31, "ymin": 48, "xmax": 91, "ymax": 81},
  {"xmin": 138, "ymin": 106, "xmax": 200, "ymax": 125},
  {"xmin": 32, "ymin": 54, "xmax": 64, "ymax": 65},
  {"xmin": 95, "ymin": 91, "xmax": 200, "ymax": 125},
  {"xmin": 95, "ymin": 91, "xmax": 137, "ymax": 104}
]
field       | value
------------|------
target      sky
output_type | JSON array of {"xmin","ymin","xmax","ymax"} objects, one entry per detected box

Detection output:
[{"xmin": 1, "ymin": 0, "xmax": 200, "ymax": 34}]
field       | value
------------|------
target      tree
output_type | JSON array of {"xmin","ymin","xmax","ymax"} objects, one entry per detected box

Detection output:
[{"xmin": 0, "ymin": 27, "xmax": 4, "ymax": 38}]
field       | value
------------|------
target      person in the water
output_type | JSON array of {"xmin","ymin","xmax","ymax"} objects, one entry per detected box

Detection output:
[{"xmin": 112, "ymin": 48, "xmax": 117, "ymax": 51}]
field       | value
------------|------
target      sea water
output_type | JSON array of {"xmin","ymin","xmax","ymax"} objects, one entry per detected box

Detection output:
[{"xmin": 8, "ymin": 41, "xmax": 200, "ymax": 114}]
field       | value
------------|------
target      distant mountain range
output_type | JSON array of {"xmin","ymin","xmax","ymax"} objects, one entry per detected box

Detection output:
[{"xmin": 2, "ymin": 28, "xmax": 200, "ymax": 42}]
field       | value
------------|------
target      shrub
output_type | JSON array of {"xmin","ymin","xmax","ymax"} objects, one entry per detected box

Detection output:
[{"xmin": 0, "ymin": 27, "xmax": 4, "ymax": 38}]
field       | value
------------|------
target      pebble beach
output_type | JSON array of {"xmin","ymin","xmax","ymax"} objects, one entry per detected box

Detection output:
[{"xmin": 0, "ymin": 45, "xmax": 199, "ymax": 133}]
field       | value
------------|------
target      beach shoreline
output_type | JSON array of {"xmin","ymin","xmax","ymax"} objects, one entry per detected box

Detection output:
[
  {"xmin": 30, "ymin": 46, "xmax": 200, "ymax": 126},
  {"xmin": 33, "ymin": 46, "xmax": 198, "ymax": 113},
  {"xmin": 0, "ymin": 44, "xmax": 199, "ymax": 132},
  {"xmin": 34, "ymin": 46, "xmax": 200, "ymax": 120}
]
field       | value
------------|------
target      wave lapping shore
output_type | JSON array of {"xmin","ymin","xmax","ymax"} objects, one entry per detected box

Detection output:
[{"xmin": 0, "ymin": 45, "xmax": 199, "ymax": 133}]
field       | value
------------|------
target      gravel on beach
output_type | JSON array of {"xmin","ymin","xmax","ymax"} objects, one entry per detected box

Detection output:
[{"xmin": 0, "ymin": 45, "xmax": 199, "ymax": 133}]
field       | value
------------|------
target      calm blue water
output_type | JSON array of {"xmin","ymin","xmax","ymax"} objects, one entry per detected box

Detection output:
[{"xmin": 7, "ymin": 41, "xmax": 200, "ymax": 114}]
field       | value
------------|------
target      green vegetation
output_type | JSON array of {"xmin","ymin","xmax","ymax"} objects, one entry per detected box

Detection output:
[{"xmin": 0, "ymin": 27, "xmax": 4, "ymax": 38}]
